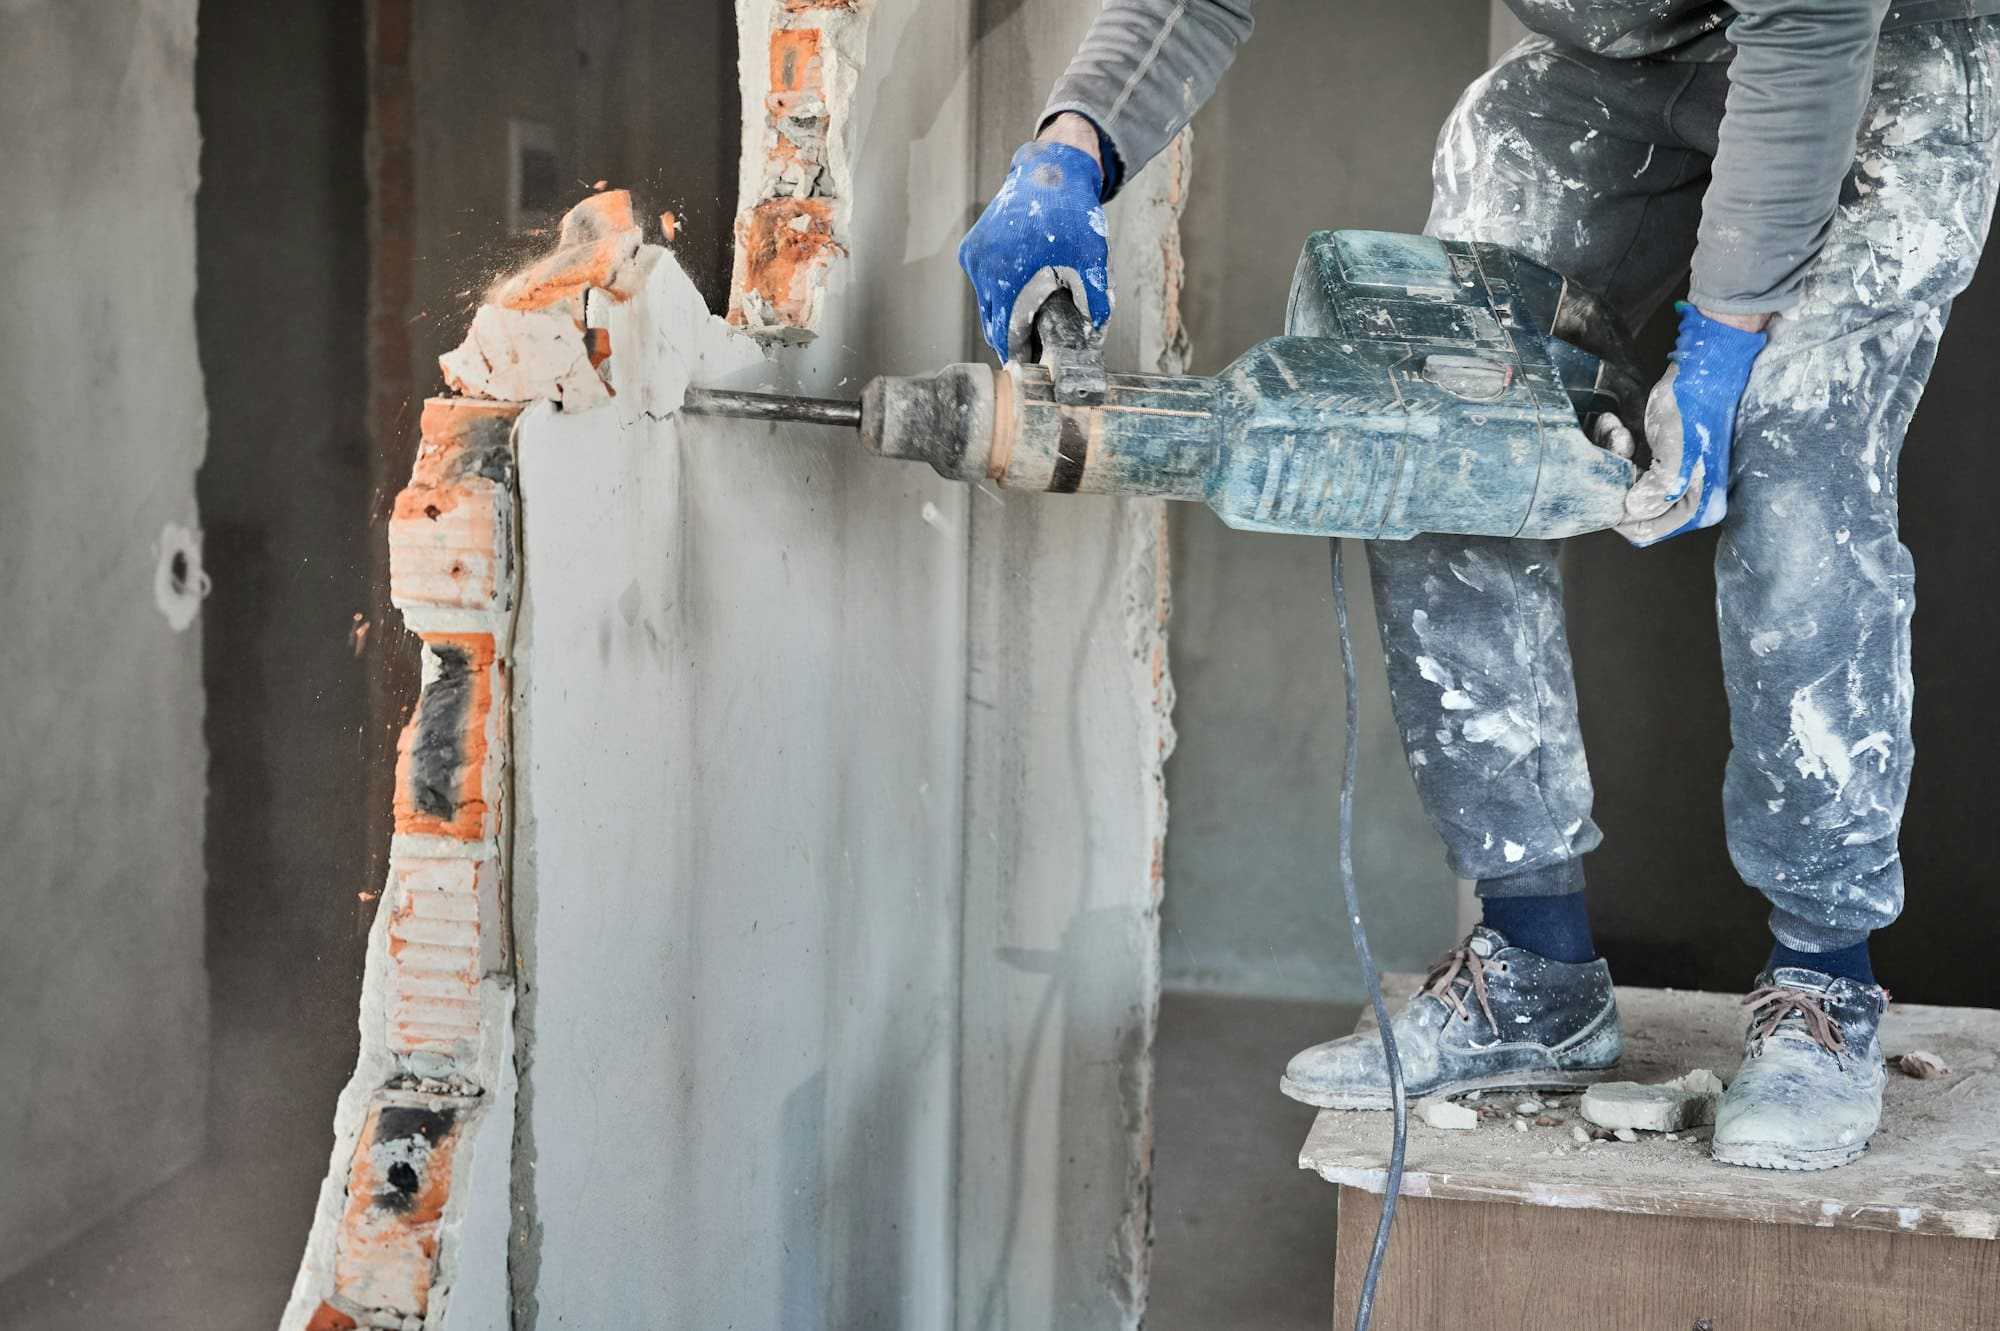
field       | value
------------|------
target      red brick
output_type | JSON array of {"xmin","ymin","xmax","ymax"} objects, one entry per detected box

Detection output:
[
  {"xmin": 332, "ymin": 1097, "xmax": 466, "ymax": 1317},
  {"xmin": 392, "ymin": 634, "xmax": 499, "ymax": 842},
  {"xmin": 304, "ymin": 1302, "xmax": 359, "ymax": 1331},
  {"xmin": 390, "ymin": 404, "xmax": 518, "ymax": 614},
  {"xmin": 729, "ymin": 197, "xmax": 842, "ymax": 329},
  {"xmin": 384, "ymin": 857, "xmax": 485, "ymax": 1057},
  {"xmin": 768, "ymin": 27, "xmax": 823, "ymax": 95}
]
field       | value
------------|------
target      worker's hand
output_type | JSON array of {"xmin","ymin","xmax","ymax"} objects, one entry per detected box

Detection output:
[
  {"xmin": 958, "ymin": 130, "xmax": 1112, "ymax": 362},
  {"xmin": 1616, "ymin": 303, "xmax": 1768, "ymax": 547}
]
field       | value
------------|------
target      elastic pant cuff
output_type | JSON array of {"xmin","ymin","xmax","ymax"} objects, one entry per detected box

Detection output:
[
  {"xmin": 1476, "ymin": 859, "xmax": 1585, "ymax": 899},
  {"xmin": 1768, "ymin": 908, "xmax": 1871, "ymax": 955}
]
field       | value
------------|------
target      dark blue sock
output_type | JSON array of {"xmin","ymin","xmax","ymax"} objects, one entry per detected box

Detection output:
[
  {"xmin": 1768, "ymin": 938, "xmax": 1875, "ymax": 987},
  {"xmin": 1478, "ymin": 892, "xmax": 1596, "ymax": 964}
]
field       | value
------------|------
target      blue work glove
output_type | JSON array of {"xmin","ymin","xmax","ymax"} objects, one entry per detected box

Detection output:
[
  {"xmin": 1617, "ymin": 303, "xmax": 1768, "ymax": 547},
  {"xmin": 957, "ymin": 140, "xmax": 1112, "ymax": 362}
]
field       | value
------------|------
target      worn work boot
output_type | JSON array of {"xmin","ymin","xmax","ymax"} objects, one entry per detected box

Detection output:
[
  {"xmin": 1711, "ymin": 968, "xmax": 1888, "ymax": 1171},
  {"xmin": 1279, "ymin": 926, "xmax": 1622, "ymax": 1109}
]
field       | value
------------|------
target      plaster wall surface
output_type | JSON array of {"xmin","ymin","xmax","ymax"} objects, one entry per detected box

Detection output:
[
  {"xmin": 508, "ymin": 2, "xmax": 1175, "ymax": 1324},
  {"xmin": 0, "ymin": 0, "xmax": 209, "ymax": 1281},
  {"xmin": 1165, "ymin": 0, "xmax": 1491, "ymax": 1001},
  {"xmin": 509, "ymin": 3, "xmax": 968, "ymax": 1326},
  {"xmin": 958, "ymin": 8, "xmax": 1183, "ymax": 1326}
]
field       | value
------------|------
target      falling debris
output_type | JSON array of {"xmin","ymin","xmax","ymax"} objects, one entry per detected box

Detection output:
[
  {"xmin": 441, "ymin": 305, "xmax": 610, "ymax": 408},
  {"xmin": 660, "ymin": 210, "xmax": 679, "ymax": 242},
  {"xmin": 1418, "ymin": 1097, "xmax": 1480, "ymax": 1131},
  {"xmin": 1897, "ymin": 1050, "xmax": 1951, "ymax": 1079},
  {"xmin": 439, "ymin": 190, "xmax": 651, "ymax": 408},
  {"xmin": 1581, "ymin": 1078, "xmax": 1720, "ymax": 1133}
]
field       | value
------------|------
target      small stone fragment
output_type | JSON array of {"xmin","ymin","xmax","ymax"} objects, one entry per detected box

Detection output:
[
  {"xmin": 1581, "ymin": 1080, "xmax": 1718, "ymax": 1133},
  {"xmin": 1897, "ymin": 1050, "xmax": 1950, "ymax": 1079},
  {"xmin": 1570, "ymin": 1124, "xmax": 1590, "ymax": 1145},
  {"xmin": 1534, "ymin": 1115, "xmax": 1560, "ymax": 1128},
  {"xmin": 1418, "ymin": 1097, "xmax": 1479, "ymax": 1131},
  {"xmin": 1665, "ymin": 1132, "xmax": 1679, "ymax": 1141},
  {"xmin": 1512, "ymin": 1118, "xmax": 1529, "ymax": 1133},
  {"xmin": 1515, "ymin": 1099, "xmax": 1543, "ymax": 1115},
  {"xmin": 1466, "ymin": 1091, "xmax": 1483, "ymax": 1102},
  {"xmin": 1614, "ymin": 1127, "xmax": 1639, "ymax": 1143},
  {"xmin": 1666, "ymin": 1068, "xmax": 1727, "ymax": 1096}
]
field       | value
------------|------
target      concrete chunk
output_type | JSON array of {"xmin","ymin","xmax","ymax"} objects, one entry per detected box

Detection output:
[
  {"xmin": 1581, "ymin": 1080, "xmax": 1718, "ymax": 1133},
  {"xmin": 1417, "ymin": 1097, "xmax": 1479, "ymax": 1131}
]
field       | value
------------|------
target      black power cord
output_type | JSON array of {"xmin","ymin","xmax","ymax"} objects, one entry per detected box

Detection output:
[{"xmin": 1329, "ymin": 538, "xmax": 1407, "ymax": 1331}]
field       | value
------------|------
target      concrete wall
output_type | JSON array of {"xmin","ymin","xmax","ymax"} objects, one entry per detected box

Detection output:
[
  {"xmin": 957, "ymin": 8, "xmax": 1180, "ymax": 1325},
  {"xmin": 0, "ymin": 0, "xmax": 209, "ymax": 1280},
  {"xmin": 1165, "ymin": 0, "xmax": 1491, "ymax": 999}
]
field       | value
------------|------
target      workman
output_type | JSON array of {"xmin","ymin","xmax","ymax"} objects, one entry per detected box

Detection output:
[{"xmin": 959, "ymin": 0, "xmax": 2000, "ymax": 1171}]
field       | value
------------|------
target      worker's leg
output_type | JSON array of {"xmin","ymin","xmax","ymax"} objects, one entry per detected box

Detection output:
[
  {"xmin": 1718, "ymin": 20, "xmax": 2000, "ymax": 961},
  {"xmin": 1371, "ymin": 40, "xmax": 1705, "ymax": 915},
  {"xmin": 1709, "ymin": 19, "xmax": 2000, "ymax": 1170},
  {"xmin": 1283, "ymin": 43, "xmax": 1708, "ymax": 1107}
]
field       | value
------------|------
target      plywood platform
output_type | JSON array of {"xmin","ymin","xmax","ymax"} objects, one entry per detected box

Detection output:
[{"xmin": 1299, "ymin": 980, "xmax": 2000, "ymax": 1240}]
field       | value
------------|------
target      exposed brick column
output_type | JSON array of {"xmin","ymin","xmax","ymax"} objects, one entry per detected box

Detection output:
[{"xmin": 728, "ymin": 0, "xmax": 872, "ymax": 339}]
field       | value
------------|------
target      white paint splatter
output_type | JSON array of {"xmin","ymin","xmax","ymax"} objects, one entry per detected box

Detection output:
[
  {"xmin": 1503, "ymin": 841, "xmax": 1526, "ymax": 863},
  {"xmin": 1790, "ymin": 690, "xmax": 1854, "ymax": 793}
]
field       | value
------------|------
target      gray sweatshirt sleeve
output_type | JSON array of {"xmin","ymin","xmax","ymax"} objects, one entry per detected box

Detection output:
[
  {"xmin": 1041, "ymin": 0, "xmax": 1256, "ymax": 197},
  {"xmin": 1690, "ymin": 0, "xmax": 1892, "ymax": 314}
]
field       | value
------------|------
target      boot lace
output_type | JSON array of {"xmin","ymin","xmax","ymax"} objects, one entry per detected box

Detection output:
[
  {"xmin": 1422, "ymin": 942, "xmax": 1500, "ymax": 1035},
  {"xmin": 1743, "ymin": 984, "xmax": 1844, "ymax": 1055}
]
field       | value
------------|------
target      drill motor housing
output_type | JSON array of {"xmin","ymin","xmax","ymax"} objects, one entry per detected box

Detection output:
[{"xmin": 861, "ymin": 230, "xmax": 1643, "ymax": 541}]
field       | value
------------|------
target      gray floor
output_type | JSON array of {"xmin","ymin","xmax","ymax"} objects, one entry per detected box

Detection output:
[
  {"xmin": 0, "ymin": 1020, "xmax": 332, "ymax": 1330},
  {"xmin": 1149, "ymin": 991, "xmax": 1359, "ymax": 1331},
  {"xmin": 0, "ymin": 990, "xmax": 1356, "ymax": 1329}
]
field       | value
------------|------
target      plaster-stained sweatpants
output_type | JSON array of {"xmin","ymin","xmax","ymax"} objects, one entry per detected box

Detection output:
[{"xmin": 1373, "ymin": 20, "xmax": 2000, "ymax": 950}]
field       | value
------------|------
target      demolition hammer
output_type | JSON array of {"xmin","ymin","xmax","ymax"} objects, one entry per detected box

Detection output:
[{"xmin": 683, "ymin": 229, "xmax": 1647, "ymax": 541}]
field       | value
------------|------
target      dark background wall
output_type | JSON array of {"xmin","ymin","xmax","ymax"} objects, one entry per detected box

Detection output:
[
  {"xmin": 1576, "ymin": 262, "xmax": 2000, "ymax": 1008},
  {"xmin": 1165, "ymin": 0, "xmax": 1490, "ymax": 1001}
]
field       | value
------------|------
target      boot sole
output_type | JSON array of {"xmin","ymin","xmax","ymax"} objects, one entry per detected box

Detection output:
[
  {"xmin": 1710, "ymin": 1139, "xmax": 1869, "ymax": 1172},
  {"xmin": 1279, "ymin": 1065, "xmax": 1616, "ymax": 1111}
]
